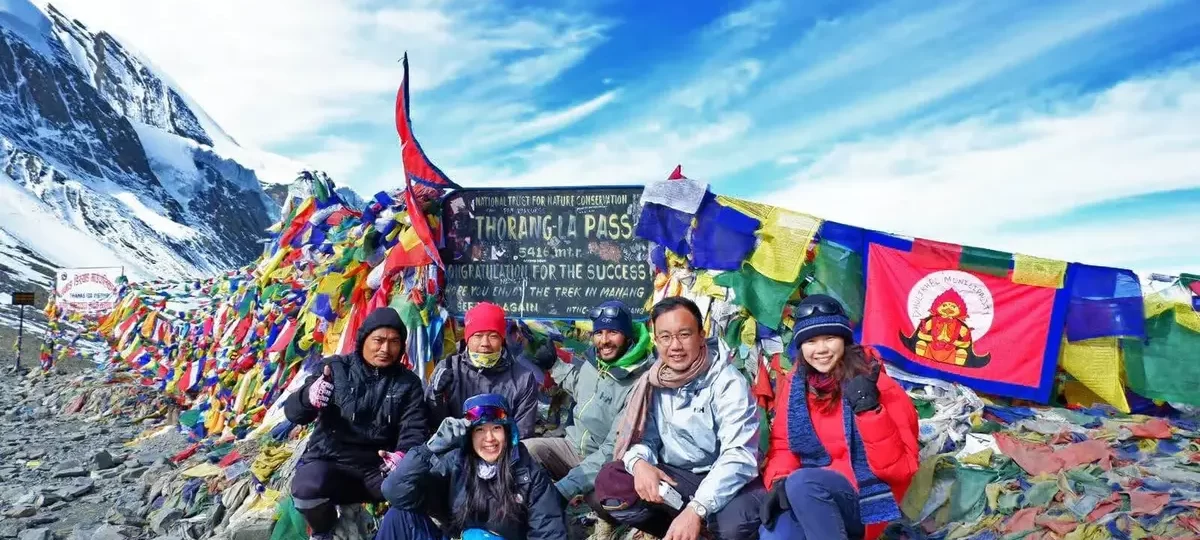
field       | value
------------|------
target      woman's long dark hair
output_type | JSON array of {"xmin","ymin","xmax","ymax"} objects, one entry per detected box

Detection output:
[
  {"xmin": 831, "ymin": 342, "xmax": 875, "ymax": 383},
  {"xmin": 453, "ymin": 425, "xmax": 526, "ymax": 535},
  {"xmin": 808, "ymin": 341, "xmax": 877, "ymax": 405}
]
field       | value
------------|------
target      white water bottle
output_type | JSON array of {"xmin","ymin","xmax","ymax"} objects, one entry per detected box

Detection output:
[{"xmin": 658, "ymin": 481, "xmax": 684, "ymax": 510}]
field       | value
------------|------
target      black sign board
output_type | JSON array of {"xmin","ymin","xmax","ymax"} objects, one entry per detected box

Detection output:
[
  {"xmin": 11, "ymin": 292, "xmax": 35, "ymax": 306},
  {"xmin": 442, "ymin": 187, "xmax": 653, "ymax": 319}
]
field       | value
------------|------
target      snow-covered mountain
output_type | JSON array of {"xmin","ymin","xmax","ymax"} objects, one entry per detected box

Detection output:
[{"xmin": 0, "ymin": 1, "xmax": 360, "ymax": 298}]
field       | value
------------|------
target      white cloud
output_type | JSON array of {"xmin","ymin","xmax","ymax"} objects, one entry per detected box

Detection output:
[
  {"xmin": 296, "ymin": 137, "xmax": 373, "ymax": 186},
  {"xmin": 755, "ymin": 63, "xmax": 1200, "ymax": 271},
  {"xmin": 47, "ymin": 0, "xmax": 612, "ymax": 149}
]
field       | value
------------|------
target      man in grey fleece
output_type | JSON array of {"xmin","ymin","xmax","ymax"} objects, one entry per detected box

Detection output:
[{"xmin": 524, "ymin": 300, "xmax": 654, "ymax": 533}]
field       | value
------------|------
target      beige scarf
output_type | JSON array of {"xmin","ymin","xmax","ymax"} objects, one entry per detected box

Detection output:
[{"xmin": 613, "ymin": 343, "xmax": 711, "ymax": 461}]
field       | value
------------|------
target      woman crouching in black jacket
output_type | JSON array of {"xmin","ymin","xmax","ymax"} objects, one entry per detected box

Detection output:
[{"xmin": 375, "ymin": 393, "xmax": 567, "ymax": 540}]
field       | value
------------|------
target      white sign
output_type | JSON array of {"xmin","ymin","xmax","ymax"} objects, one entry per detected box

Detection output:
[{"xmin": 55, "ymin": 267, "xmax": 123, "ymax": 315}]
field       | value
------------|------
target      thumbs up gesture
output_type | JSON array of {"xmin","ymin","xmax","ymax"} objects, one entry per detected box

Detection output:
[{"xmin": 308, "ymin": 365, "xmax": 334, "ymax": 409}]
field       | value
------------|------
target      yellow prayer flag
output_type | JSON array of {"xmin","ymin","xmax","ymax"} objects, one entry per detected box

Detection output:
[
  {"xmin": 1060, "ymin": 337, "xmax": 1130, "ymax": 413},
  {"xmin": 691, "ymin": 272, "xmax": 727, "ymax": 300},
  {"xmin": 323, "ymin": 315, "xmax": 348, "ymax": 356},
  {"xmin": 1175, "ymin": 303, "xmax": 1200, "ymax": 333},
  {"xmin": 399, "ymin": 226, "xmax": 422, "ymax": 251},
  {"xmin": 740, "ymin": 316, "xmax": 758, "ymax": 348},
  {"xmin": 716, "ymin": 195, "xmax": 773, "ymax": 221},
  {"xmin": 316, "ymin": 275, "xmax": 346, "ymax": 297},
  {"xmin": 747, "ymin": 209, "xmax": 821, "ymax": 283},
  {"xmin": 1012, "ymin": 254, "xmax": 1067, "ymax": 288}
]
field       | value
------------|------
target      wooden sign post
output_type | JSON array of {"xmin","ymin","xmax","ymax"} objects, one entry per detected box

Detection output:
[{"xmin": 10, "ymin": 292, "xmax": 35, "ymax": 369}]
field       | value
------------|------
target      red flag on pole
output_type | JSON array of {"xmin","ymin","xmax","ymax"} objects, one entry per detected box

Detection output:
[{"xmin": 395, "ymin": 53, "xmax": 459, "ymax": 202}]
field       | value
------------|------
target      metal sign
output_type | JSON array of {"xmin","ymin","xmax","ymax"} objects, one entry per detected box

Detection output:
[
  {"xmin": 11, "ymin": 292, "xmax": 35, "ymax": 306},
  {"xmin": 442, "ymin": 186, "xmax": 653, "ymax": 319}
]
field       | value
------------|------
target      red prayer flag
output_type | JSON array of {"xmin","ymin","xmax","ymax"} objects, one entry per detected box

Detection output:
[
  {"xmin": 911, "ymin": 238, "xmax": 963, "ymax": 268},
  {"xmin": 395, "ymin": 54, "xmax": 459, "ymax": 203}
]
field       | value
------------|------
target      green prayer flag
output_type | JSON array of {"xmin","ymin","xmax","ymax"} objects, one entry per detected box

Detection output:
[
  {"xmin": 714, "ymin": 263, "xmax": 802, "ymax": 330},
  {"xmin": 959, "ymin": 245, "xmax": 1012, "ymax": 277},
  {"xmin": 806, "ymin": 241, "xmax": 865, "ymax": 324},
  {"xmin": 1124, "ymin": 311, "xmax": 1200, "ymax": 406}
]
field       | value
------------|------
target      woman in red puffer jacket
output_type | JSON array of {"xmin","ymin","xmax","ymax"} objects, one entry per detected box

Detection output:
[{"xmin": 759, "ymin": 294, "xmax": 919, "ymax": 540}]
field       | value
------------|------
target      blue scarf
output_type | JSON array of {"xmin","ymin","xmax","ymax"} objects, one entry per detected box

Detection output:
[{"xmin": 786, "ymin": 366, "xmax": 901, "ymax": 525}]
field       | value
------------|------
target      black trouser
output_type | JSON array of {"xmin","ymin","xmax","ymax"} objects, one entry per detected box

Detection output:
[
  {"xmin": 597, "ymin": 463, "xmax": 765, "ymax": 540},
  {"xmin": 291, "ymin": 458, "xmax": 386, "ymax": 533}
]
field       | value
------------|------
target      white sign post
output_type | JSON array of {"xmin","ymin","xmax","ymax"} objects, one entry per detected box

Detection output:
[{"xmin": 54, "ymin": 267, "xmax": 124, "ymax": 316}]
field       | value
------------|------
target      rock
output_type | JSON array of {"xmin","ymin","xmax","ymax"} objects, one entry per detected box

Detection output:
[
  {"xmin": 118, "ymin": 467, "xmax": 146, "ymax": 483},
  {"xmin": 149, "ymin": 507, "xmax": 183, "ymax": 534},
  {"xmin": 93, "ymin": 450, "xmax": 117, "ymax": 471},
  {"xmin": 68, "ymin": 432, "xmax": 85, "ymax": 442},
  {"xmin": 52, "ymin": 460, "xmax": 89, "ymax": 478},
  {"xmin": 136, "ymin": 453, "xmax": 164, "ymax": 467},
  {"xmin": 25, "ymin": 515, "xmax": 57, "ymax": 526},
  {"xmin": 90, "ymin": 525, "xmax": 127, "ymax": 540},
  {"xmin": 4, "ymin": 505, "xmax": 36, "ymax": 518},
  {"xmin": 231, "ymin": 523, "xmax": 273, "ymax": 540},
  {"xmin": 56, "ymin": 479, "xmax": 95, "ymax": 501},
  {"xmin": 17, "ymin": 528, "xmax": 50, "ymax": 540}
]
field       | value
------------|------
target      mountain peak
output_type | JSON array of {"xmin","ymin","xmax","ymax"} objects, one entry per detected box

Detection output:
[{"xmin": 0, "ymin": 1, "xmax": 345, "ymax": 296}]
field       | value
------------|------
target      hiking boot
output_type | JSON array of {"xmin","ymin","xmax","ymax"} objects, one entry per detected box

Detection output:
[
  {"xmin": 310, "ymin": 533, "xmax": 335, "ymax": 540},
  {"xmin": 587, "ymin": 520, "xmax": 623, "ymax": 540}
]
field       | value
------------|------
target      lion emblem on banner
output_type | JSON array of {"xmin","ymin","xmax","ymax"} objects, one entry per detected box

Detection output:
[{"xmin": 898, "ymin": 270, "xmax": 993, "ymax": 368}]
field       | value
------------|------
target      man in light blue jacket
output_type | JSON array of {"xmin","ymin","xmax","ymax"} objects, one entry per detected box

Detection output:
[{"xmin": 595, "ymin": 297, "xmax": 765, "ymax": 540}]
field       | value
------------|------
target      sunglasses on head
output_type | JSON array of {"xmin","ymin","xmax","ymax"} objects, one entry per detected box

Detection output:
[
  {"xmin": 588, "ymin": 305, "xmax": 624, "ymax": 321},
  {"xmin": 794, "ymin": 300, "xmax": 845, "ymax": 320},
  {"xmin": 464, "ymin": 405, "xmax": 508, "ymax": 424}
]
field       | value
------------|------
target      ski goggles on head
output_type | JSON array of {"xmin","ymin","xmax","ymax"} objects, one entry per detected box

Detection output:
[
  {"xmin": 793, "ymin": 300, "xmax": 845, "ymax": 320},
  {"xmin": 589, "ymin": 304, "xmax": 625, "ymax": 321},
  {"xmin": 464, "ymin": 404, "xmax": 509, "ymax": 425}
]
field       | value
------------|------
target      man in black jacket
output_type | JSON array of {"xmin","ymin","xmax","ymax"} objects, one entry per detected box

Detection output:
[
  {"xmin": 285, "ymin": 307, "xmax": 429, "ymax": 539},
  {"xmin": 426, "ymin": 302, "xmax": 541, "ymax": 439}
]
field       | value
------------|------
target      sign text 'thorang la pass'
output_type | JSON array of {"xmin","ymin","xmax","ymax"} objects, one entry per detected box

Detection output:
[{"xmin": 441, "ymin": 187, "xmax": 653, "ymax": 319}]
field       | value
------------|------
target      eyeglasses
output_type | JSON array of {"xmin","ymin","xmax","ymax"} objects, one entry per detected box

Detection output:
[
  {"xmin": 655, "ymin": 331, "xmax": 696, "ymax": 346},
  {"xmin": 465, "ymin": 405, "xmax": 508, "ymax": 424},
  {"xmin": 794, "ymin": 300, "xmax": 844, "ymax": 320},
  {"xmin": 589, "ymin": 304, "xmax": 625, "ymax": 321}
]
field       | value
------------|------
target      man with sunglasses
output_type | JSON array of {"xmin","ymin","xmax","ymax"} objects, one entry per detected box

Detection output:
[
  {"xmin": 524, "ymin": 300, "xmax": 654, "ymax": 535},
  {"xmin": 426, "ymin": 302, "xmax": 542, "ymax": 440}
]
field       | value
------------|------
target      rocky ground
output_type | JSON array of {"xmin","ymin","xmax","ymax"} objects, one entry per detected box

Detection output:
[{"xmin": 0, "ymin": 358, "xmax": 190, "ymax": 540}]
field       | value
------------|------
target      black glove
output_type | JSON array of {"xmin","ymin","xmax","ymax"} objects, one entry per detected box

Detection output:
[
  {"xmin": 431, "ymin": 366, "xmax": 453, "ymax": 395},
  {"xmin": 760, "ymin": 479, "xmax": 790, "ymax": 531},
  {"xmin": 531, "ymin": 341, "xmax": 559, "ymax": 370},
  {"xmin": 843, "ymin": 363, "xmax": 882, "ymax": 414}
]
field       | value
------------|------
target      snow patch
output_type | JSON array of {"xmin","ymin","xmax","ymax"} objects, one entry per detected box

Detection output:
[
  {"xmin": 131, "ymin": 121, "xmax": 201, "ymax": 205},
  {"xmin": 0, "ymin": 170, "xmax": 148, "ymax": 278},
  {"xmin": 112, "ymin": 191, "xmax": 196, "ymax": 240}
]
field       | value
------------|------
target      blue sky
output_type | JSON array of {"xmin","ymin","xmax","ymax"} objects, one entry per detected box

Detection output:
[{"xmin": 46, "ymin": 0, "xmax": 1200, "ymax": 276}]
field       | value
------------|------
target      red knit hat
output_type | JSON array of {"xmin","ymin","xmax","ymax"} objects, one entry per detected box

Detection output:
[{"xmin": 465, "ymin": 302, "xmax": 507, "ymax": 338}]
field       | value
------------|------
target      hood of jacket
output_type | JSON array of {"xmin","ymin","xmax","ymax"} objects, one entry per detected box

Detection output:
[
  {"xmin": 355, "ymin": 307, "xmax": 408, "ymax": 366},
  {"xmin": 588, "ymin": 323, "xmax": 653, "ymax": 380}
]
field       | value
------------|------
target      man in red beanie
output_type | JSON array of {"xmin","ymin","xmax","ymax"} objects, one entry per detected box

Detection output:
[{"xmin": 425, "ymin": 302, "xmax": 542, "ymax": 439}]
